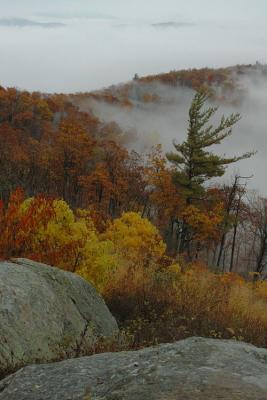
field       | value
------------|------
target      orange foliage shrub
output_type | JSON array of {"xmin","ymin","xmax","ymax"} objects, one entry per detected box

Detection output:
[
  {"xmin": 0, "ymin": 189, "xmax": 90, "ymax": 271},
  {"xmin": 182, "ymin": 203, "xmax": 224, "ymax": 243},
  {"xmin": 0, "ymin": 188, "xmax": 55, "ymax": 259}
]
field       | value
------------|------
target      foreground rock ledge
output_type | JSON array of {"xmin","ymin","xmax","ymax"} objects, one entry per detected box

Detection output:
[
  {"xmin": 0, "ymin": 258, "xmax": 118, "ymax": 375},
  {"xmin": 1, "ymin": 337, "xmax": 267, "ymax": 400}
]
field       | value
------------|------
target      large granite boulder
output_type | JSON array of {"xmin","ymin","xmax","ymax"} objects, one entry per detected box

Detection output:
[
  {"xmin": 0, "ymin": 258, "xmax": 118, "ymax": 376},
  {"xmin": 1, "ymin": 337, "xmax": 267, "ymax": 399}
]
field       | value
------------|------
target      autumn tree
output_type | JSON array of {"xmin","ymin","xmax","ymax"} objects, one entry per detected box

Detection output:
[
  {"xmin": 182, "ymin": 197, "xmax": 224, "ymax": 260},
  {"xmin": 102, "ymin": 212, "xmax": 168, "ymax": 320},
  {"xmin": 80, "ymin": 141, "xmax": 142, "ymax": 229},
  {"xmin": 103, "ymin": 212, "xmax": 166, "ymax": 269},
  {"xmin": 167, "ymin": 91, "xmax": 254, "ymax": 257},
  {"xmin": 0, "ymin": 189, "xmax": 55, "ymax": 259},
  {"xmin": 49, "ymin": 117, "xmax": 96, "ymax": 206},
  {"xmin": 145, "ymin": 145, "xmax": 184, "ymax": 253}
]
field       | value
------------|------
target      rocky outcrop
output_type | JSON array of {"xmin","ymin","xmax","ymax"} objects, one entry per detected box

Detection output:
[
  {"xmin": 0, "ymin": 258, "xmax": 118, "ymax": 376},
  {"xmin": 1, "ymin": 337, "xmax": 267, "ymax": 399}
]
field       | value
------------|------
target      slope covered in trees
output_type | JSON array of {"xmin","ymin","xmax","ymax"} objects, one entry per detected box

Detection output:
[
  {"xmin": 1, "ymin": 64, "xmax": 267, "ymax": 349},
  {"xmin": 71, "ymin": 63, "xmax": 267, "ymax": 110}
]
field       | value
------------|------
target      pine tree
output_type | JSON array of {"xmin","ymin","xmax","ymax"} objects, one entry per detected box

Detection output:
[{"xmin": 167, "ymin": 91, "xmax": 255, "ymax": 256}]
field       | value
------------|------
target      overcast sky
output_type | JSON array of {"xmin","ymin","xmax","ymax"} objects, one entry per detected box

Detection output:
[{"xmin": 0, "ymin": 0, "xmax": 266, "ymax": 92}]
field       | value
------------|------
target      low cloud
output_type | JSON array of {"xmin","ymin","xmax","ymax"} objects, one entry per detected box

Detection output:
[
  {"xmin": 0, "ymin": 18, "xmax": 65, "ymax": 28},
  {"xmin": 114, "ymin": 20, "xmax": 196, "ymax": 30},
  {"xmin": 151, "ymin": 21, "xmax": 195, "ymax": 29},
  {"xmin": 37, "ymin": 12, "xmax": 117, "ymax": 21}
]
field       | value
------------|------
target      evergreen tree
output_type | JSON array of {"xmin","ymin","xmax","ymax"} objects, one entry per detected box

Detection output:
[{"xmin": 167, "ymin": 91, "xmax": 255, "ymax": 256}]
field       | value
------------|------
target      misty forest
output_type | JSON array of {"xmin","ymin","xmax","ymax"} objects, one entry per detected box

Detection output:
[
  {"xmin": 1, "ymin": 2, "xmax": 267, "ymax": 399},
  {"xmin": 1, "ymin": 64, "xmax": 267, "ymax": 337}
]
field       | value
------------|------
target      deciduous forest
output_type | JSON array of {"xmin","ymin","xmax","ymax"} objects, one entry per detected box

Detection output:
[{"xmin": 2, "ymin": 64, "xmax": 267, "ymax": 349}]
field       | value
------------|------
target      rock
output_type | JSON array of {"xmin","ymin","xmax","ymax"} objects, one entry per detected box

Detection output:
[
  {"xmin": 0, "ymin": 258, "xmax": 118, "ymax": 376},
  {"xmin": 1, "ymin": 337, "xmax": 267, "ymax": 399}
]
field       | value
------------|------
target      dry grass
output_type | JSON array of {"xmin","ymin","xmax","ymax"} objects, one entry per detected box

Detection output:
[{"xmin": 103, "ymin": 263, "xmax": 267, "ymax": 348}]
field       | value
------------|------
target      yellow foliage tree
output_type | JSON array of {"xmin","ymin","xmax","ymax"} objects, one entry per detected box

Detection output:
[
  {"xmin": 19, "ymin": 198, "xmax": 117, "ymax": 289},
  {"xmin": 75, "ymin": 209, "xmax": 119, "ymax": 290},
  {"xmin": 20, "ymin": 198, "xmax": 87, "ymax": 269},
  {"xmin": 103, "ymin": 212, "xmax": 166, "ymax": 269}
]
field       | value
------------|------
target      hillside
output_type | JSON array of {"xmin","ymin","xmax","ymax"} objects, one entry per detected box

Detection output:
[
  {"xmin": 1, "ymin": 64, "xmax": 267, "ymax": 353},
  {"xmin": 71, "ymin": 63, "xmax": 266, "ymax": 107}
]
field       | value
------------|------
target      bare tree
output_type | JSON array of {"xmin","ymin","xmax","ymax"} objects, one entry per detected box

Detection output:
[{"xmin": 216, "ymin": 175, "xmax": 251, "ymax": 271}]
